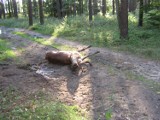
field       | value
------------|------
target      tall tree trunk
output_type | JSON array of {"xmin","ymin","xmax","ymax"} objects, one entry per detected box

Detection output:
[
  {"xmin": 78, "ymin": 0, "xmax": 83, "ymax": 15},
  {"xmin": 102, "ymin": 0, "xmax": 106, "ymax": 16},
  {"xmin": 81, "ymin": 0, "xmax": 83, "ymax": 14},
  {"xmin": 10, "ymin": 0, "xmax": 14, "ymax": 16},
  {"xmin": 148, "ymin": 0, "xmax": 151, "ymax": 10},
  {"xmin": 33, "ymin": 0, "xmax": 38, "ymax": 18},
  {"xmin": 8, "ymin": 0, "xmax": 12, "ymax": 17},
  {"xmin": 93, "ymin": 0, "xmax": 98, "ymax": 15},
  {"xmin": 1, "ymin": 0, "xmax": 5, "ymax": 18},
  {"xmin": 0, "ymin": 9, "xmax": 2, "ymax": 19},
  {"xmin": 39, "ymin": 0, "xmax": 44, "ymax": 24},
  {"xmin": 129, "ymin": 0, "xmax": 137, "ymax": 12},
  {"xmin": 84, "ymin": 0, "xmax": 88, "ymax": 12},
  {"xmin": 89, "ymin": 0, "xmax": 92, "ymax": 21},
  {"xmin": 112, "ymin": 0, "xmax": 115, "ymax": 15},
  {"xmin": 56, "ymin": 0, "xmax": 61, "ymax": 18},
  {"xmin": 138, "ymin": 0, "xmax": 143, "ymax": 27},
  {"xmin": 12, "ymin": 0, "xmax": 18, "ymax": 18},
  {"xmin": 22, "ymin": 0, "xmax": 26, "ymax": 17},
  {"xmin": 73, "ymin": 0, "xmax": 76, "ymax": 16},
  {"xmin": 117, "ymin": 0, "xmax": 128, "ymax": 39},
  {"xmin": 51, "ymin": 0, "xmax": 55, "ymax": 17},
  {"xmin": 28, "ymin": 0, "xmax": 33, "ymax": 26},
  {"xmin": 115, "ymin": 0, "xmax": 120, "ymax": 28},
  {"xmin": 119, "ymin": 0, "xmax": 128, "ymax": 39}
]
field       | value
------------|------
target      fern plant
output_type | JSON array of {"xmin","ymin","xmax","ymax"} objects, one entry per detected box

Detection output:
[{"xmin": 145, "ymin": 9, "xmax": 160, "ymax": 28}]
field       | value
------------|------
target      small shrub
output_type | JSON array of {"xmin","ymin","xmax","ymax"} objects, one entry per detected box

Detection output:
[
  {"xmin": 0, "ymin": 39, "xmax": 15, "ymax": 61},
  {"xmin": 145, "ymin": 9, "xmax": 160, "ymax": 28}
]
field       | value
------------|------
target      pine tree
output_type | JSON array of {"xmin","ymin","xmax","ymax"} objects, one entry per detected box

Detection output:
[
  {"xmin": 28, "ymin": 0, "xmax": 33, "ymax": 26},
  {"xmin": 39, "ymin": 0, "xmax": 44, "ymax": 24}
]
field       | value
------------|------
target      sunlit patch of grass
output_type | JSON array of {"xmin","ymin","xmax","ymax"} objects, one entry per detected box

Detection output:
[
  {"xmin": 0, "ymin": 86, "xmax": 88, "ymax": 120},
  {"xmin": 13, "ymin": 31, "xmax": 75, "ymax": 51},
  {"xmin": 53, "ymin": 21, "xmax": 66, "ymax": 37},
  {"xmin": 28, "ymin": 18, "xmax": 63, "ymax": 35},
  {"xmin": 128, "ymin": 12, "xmax": 138, "ymax": 25},
  {"xmin": 0, "ymin": 39, "xmax": 16, "ymax": 61}
]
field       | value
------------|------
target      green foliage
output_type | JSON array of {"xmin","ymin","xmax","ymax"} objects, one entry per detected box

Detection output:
[
  {"xmin": 0, "ymin": 87, "xmax": 87, "ymax": 120},
  {"xmin": 105, "ymin": 109, "xmax": 112, "ymax": 120},
  {"xmin": 44, "ymin": 0, "xmax": 56, "ymax": 17},
  {"xmin": 29, "ymin": 18, "xmax": 62, "ymax": 35},
  {"xmin": 13, "ymin": 31, "xmax": 75, "ymax": 51},
  {"xmin": 0, "ymin": 39, "xmax": 15, "ymax": 61},
  {"xmin": 145, "ymin": 9, "xmax": 160, "ymax": 28},
  {"xmin": 0, "ymin": 14, "xmax": 160, "ymax": 60},
  {"xmin": 0, "ymin": 18, "xmax": 28, "ymax": 28},
  {"xmin": 53, "ymin": 15, "xmax": 119, "ymax": 47}
]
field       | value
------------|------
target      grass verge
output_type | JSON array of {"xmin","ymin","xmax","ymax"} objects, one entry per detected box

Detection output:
[
  {"xmin": 0, "ymin": 38, "xmax": 16, "ymax": 62},
  {"xmin": 0, "ymin": 86, "xmax": 88, "ymax": 120},
  {"xmin": 13, "ymin": 31, "xmax": 75, "ymax": 51}
]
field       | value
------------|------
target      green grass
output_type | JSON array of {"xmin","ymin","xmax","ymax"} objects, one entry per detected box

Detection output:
[
  {"xmin": 0, "ymin": 86, "xmax": 88, "ymax": 120},
  {"xmin": 0, "ymin": 39, "xmax": 16, "ymax": 62},
  {"xmin": 13, "ymin": 31, "xmax": 75, "ymax": 51},
  {"xmin": 0, "ymin": 18, "xmax": 29, "ymax": 28},
  {"xmin": 0, "ymin": 14, "xmax": 160, "ymax": 60}
]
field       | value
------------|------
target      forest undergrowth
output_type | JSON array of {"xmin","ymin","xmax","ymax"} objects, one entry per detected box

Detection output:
[{"xmin": 0, "ymin": 13, "xmax": 160, "ymax": 60}]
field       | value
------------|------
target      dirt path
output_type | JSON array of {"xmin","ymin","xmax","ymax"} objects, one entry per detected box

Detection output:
[{"xmin": 0, "ymin": 26, "xmax": 160, "ymax": 120}]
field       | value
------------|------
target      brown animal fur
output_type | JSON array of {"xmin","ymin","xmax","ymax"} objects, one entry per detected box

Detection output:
[
  {"xmin": 45, "ymin": 51, "xmax": 81, "ymax": 65},
  {"xmin": 45, "ymin": 46, "xmax": 99, "ymax": 71}
]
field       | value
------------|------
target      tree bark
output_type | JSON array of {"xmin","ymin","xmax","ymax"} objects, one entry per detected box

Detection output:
[
  {"xmin": 73, "ymin": 0, "xmax": 76, "ymax": 16},
  {"xmin": 0, "ymin": 9, "xmax": 2, "ymax": 19},
  {"xmin": 56, "ymin": 0, "xmax": 61, "ymax": 18},
  {"xmin": 28, "ymin": 0, "xmax": 33, "ymax": 26},
  {"xmin": 93, "ymin": 0, "xmax": 98, "ymax": 15},
  {"xmin": 38, "ymin": 0, "xmax": 44, "ymax": 25},
  {"xmin": 33, "ymin": 0, "xmax": 38, "ymax": 18},
  {"xmin": 138, "ymin": 0, "xmax": 143, "ymax": 27},
  {"xmin": 78, "ymin": 0, "xmax": 83, "ymax": 15},
  {"xmin": 10, "ymin": 0, "xmax": 14, "ymax": 16},
  {"xmin": 7, "ymin": 0, "xmax": 12, "ymax": 17},
  {"xmin": 115, "ymin": 0, "xmax": 120, "ymax": 28},
  {"xmin": 119, "ymin": 0, "xmax": 128, "ymax": 39},
  {"xmin": 112, "ymin": 0, "xmax": 115, "ymax": 15},
  {"xmin": 102, "ymin": 0, "xmax": 106, "ymax": 16},
  {"xmin": 129, "ymin": 0, "xmax": 137, "ymax": 12},
  {"xmin": 1, "ymin": 0, "xmax": 5, "ymax": 18},
  {"xmin": 81, "ymin": 0, "xmax": 83, "ymax": 14},
  {"xmin": 12, "ymin": 0, "xmax": 18, "ymax": 18},
  {"xmin": 22, "ymin": 0, "xmax": 26, "ymax": 17},
  {"xmin": 89, "ymin": 0, "xmax": 92, "ymax": 21}
]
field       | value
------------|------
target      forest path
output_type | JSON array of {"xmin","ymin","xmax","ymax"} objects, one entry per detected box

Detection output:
[{"xmin": 0, "ymin": 26, "xmax": 160, "ymax": 120}]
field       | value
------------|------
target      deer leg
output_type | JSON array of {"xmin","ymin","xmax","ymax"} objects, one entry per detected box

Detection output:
[{"xmin": 78, "ymin": 45, "xmax": 92, "ymax": 52}]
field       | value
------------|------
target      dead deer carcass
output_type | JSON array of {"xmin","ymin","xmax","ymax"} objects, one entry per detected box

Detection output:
[
  {"xmin": 45, "ymin": 51, "xmax": 83, "ymax": 69},
  {"xmin": 45, "ymin": 46, "xmax": 99, "ymax": 70}
]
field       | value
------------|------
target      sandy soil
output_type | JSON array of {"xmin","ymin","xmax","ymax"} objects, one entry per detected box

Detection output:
[{"xmin": 0, "ymin": 27, "xmax": 160, "ymax": 120}]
